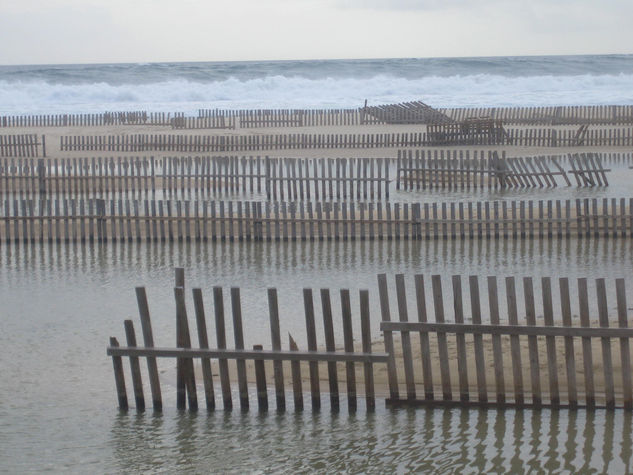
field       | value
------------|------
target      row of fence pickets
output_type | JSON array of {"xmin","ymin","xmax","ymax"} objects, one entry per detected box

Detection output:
[
  {"xmin": 108, "ymin": 271, "xmax": 385, "ymax": 412},
  {"xmin": 396, "ymin": 152, "xmax": 609, "ymax": 189},
  {"xmin": 3, "ymin": 105, "xmax": 633, "ymax": 129},
  {"xmin": 0, "ymin": 156, "xmax": 392, "ymax": 200},
  {"xmin": 0, "ymin": 134, "xmax": 45, "ymax": 157},
  {"xmin": 107, "ymin": 271, "xmax": 633, "ymax": 412},
  {"xmin": 58, "ymin": 127, "xmax": 633, "ymax": 153},
  {"xmin": 2, "ymin": 197, "xmax": 633, "ymax": 243},
  {"xmin": 0, "ymin": 152, "xmax": 615, "ymax": 201}
]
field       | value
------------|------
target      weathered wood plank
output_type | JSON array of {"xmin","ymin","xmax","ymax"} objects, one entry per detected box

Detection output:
[
  {"xmin": 320, "ymin": 288, "xmax": 340, "ymax": 411},
  {"xmin": 192, "ymin": 288, "xmax": 216, "ymax": 410},
  {"xmin": 213, "ymin": 286, "xmax": 232, "ymax": 410},
  {"xmin": 134, "ymin": 286, "xmax": 162, "ymax": 410},
  {"xmin": 268, "ymin": 288, "xmax": 286, "ymax": 411}
]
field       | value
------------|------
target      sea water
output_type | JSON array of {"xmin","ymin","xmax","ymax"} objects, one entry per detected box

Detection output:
[
  {"xmin": 2, "ymin": 239, "xmax": 633, "ymax": 472},
  {"xmin": 0, "ymin": 55, "xmax": 632, "ymax": 115}
]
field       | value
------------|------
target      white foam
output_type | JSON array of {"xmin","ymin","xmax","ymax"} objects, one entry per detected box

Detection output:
[{"xmin": 0, "ymin": 73, "xmax": 632, "ymax": 115}]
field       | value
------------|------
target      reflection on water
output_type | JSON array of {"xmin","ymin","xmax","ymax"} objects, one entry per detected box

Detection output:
[
  {"xmin": 1, "ymin": 237, "xmax": 632, "ymax": 345},
  {"xmin": 109, "ymin": 406, "xmax": 633, "ymax": 473},
  {"xmin": 2, "ymin": 238, "xmax": 633, "ymax": 472}
]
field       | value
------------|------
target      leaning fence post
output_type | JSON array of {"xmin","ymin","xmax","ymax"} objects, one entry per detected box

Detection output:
[
  {"xmin": 192, "ymin": 288, "xmax": 216, "ymax": 410},
  {"xmin": 124, "ymin": 319, "xmax": 146, "ymax": 411},
  {"xmin": 109, "ymin": 337, "xmax": 129, "ymax": 411},
  {"xmin": 135, "ymin": 287, "xmax": 162, "ymax": 410}
]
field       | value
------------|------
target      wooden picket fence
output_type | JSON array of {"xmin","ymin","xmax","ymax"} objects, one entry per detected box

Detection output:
[
  {"xmin": 441, "ymin": 105, "xmax": 633, "ymax": 126},
  {"xmin": 3, "ymin": 152, "xmax": 629, "ymax": 200},
  {"xmin": 172, "ymin": 113, "xmax": 236, "ymax": 130},
  {"xmin": 0, "ymin": 156, "xmax": 391, "ymax": 201},
  {"xmin": 399, "ymin": 149, "xmax": 633, "ymax": 166},
  {"xmin": 0, "ymin": 112, "xmax": 170, "ymax": 128},
  {"xmin": 0, "ymin": 134, "xmax": 45, "ymax": 157},
  {"xmin": 205, "ymin": 109, "xmax": 373, "ymax": 128},
  {"xmin": 107, "ymin": 268, "xmax": 387, "ymax": 412},
  {"xmin": 3, "ymin": 105, "xmax": 633, "ymax": 130},
  {"xmin": 2, "ymin": 196, "xmax": 633, "ymax": 243},
  {"xmin": 58, "ymin": 126, "xmax": 633, "ymax": 153},
  {"xmin": 378, "ymin": 273, "xmax": 633, "ymax": 409},
  {"xmin": 396, "ymin": 152, "xmax": 609, "ymax": 189},
  {"xmin": 107, "ymin": 270, "xmax": 633, "ymax": 411}
]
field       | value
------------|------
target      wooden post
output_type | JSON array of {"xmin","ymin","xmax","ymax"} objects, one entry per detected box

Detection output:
[
  {"xmin": 253, "ymin": 344, "xmax": 268, "ymax": 411},
  {"xmin": 347, "ymin": 289, "xmax": 374, "ymax": 414},
  {"xmin": 486, "ymin": 276, "xmax": 504, "ymax": 404},
  {"xmin": 578, "ymin": 278, "xmax": 595, "ymax": 408},
  {"xmin": 289, "ymin": 334, "xmax": 304, "ymax": 411},
  {"xmin": 320, "ymin": 288, "xmax": 340, "ymax": 411},
  {"xmin": 505, "ymin": 277, "xmax": 524, "ymax": 405},
  {"xmin": 541, "ymin": 277, "xmax": 559, "ymax": 406},
  {"xmin": 377, "ymin": 273, "xmax": 400, "ymax": 400},
  {"xmin": 109, "ymin": 337, "xmax": 128, "ymax": 410},
  {"xmin": 523, "ymin": 277, "xmax": 541, "ymax": 406},
  {"xmin": 451, "ymin": 275, "xmax": 469, "ymax": 402},
  {"xmin": 395, "ymin": 274, "xmax": 416, "ymax": 400},
  {"xmin": 415, "ymin": 274, "xmax": 434, "ymax": 400},
  {"xmin": 134, "ymin": 287, "xmax": 162, "ymax": 410},
  {"xmin": 268, "ymin": 288, "xmax": 286, "ymax": 411},
  {"xmin": 303, "ymin": 288, "xmax": 320, "ymax": 410},
  {"xmin": 559, "ymin": 278, "xmax": 578, "ymax": 408},
  {"xmin": 340, "ymin": 289, "xmax": 357, "ymax": 411},
  {"xmin": 175, "ymin": 286, "xmax": 198, "ymax": 411},
  {"xmin": 432, "ymin": 275, "xmax": 452, "ymax": 401},
  {"xmin": 231, "ymin": 287, "xmax": 249, "ymax": 410},
  {"xmin": 192, "ymin": 288, "xmax": 216, "ymax": 410},
  {"xmin": 615, "ymin": 278, "xmax": 632, "ymax": 409},
  {"xmin": 596, "ymin": 278, "xmax": 615, "ymax": 408},
  {"xmin": 213, "ymin": 286, "xmax": 233, "ymax": 410},
  {"xmin": 124, "ymin": 319, "xmax": 145, "ymax": 411}
]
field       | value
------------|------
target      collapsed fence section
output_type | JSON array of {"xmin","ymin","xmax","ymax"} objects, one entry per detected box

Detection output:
[
  {"xmin": 1, "ymin": 196, "xmax": 633, "ymax": 243},
  {"xmin": 396, "ymin": 151, "xmax": 610, "ymax": 190}
]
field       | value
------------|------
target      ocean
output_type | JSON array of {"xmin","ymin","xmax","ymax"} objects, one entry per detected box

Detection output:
[{"xmin": 0, "ymin": 55, "xmax": 633, "ymax": 115}]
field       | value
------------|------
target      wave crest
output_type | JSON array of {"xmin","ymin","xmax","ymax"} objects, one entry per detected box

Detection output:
[{"xmin": 0, "ymin": 73, "xmax": 632, "ymax": 115}]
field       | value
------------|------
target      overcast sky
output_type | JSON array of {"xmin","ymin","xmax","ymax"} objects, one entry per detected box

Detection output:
[{"xmin": 1, "ymin": 0, "xmax": 632, "ymax": 65}]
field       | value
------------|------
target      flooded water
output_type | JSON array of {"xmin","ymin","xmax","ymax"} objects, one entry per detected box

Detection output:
[{"xmin": 2, "ymin": 238, "xmax": 633, "ymax": 472}]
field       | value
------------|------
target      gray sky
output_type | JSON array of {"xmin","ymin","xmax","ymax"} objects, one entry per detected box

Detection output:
[{"xmin": 1, "ymin": 0, "xmax": 631, "ymax": 65}]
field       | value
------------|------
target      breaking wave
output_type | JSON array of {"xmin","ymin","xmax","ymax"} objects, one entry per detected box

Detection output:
[{"xmin": 0, "ymin": 71, "xmax": 632, "ymax": 115}]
